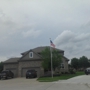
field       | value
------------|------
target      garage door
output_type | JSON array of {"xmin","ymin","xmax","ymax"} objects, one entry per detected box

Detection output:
[
  {"xmin": 6, "ymin": 68, "xmax": 17, "ymax": 77},
  {"xmin": 21, "ymin": 67, "xmax": 40, "ymax": 77}
]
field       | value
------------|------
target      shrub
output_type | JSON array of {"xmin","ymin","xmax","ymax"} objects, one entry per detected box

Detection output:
[
  {"xmin": 69, "ymin": 68, "xmax": 76, "ymax": 74},
  {"xmin": 61, "ymin": 72, "xmax": 64, "ymax": 74},
  {"xmin": 65, "ymin": 72, "xmax": 69, "ymax": 74}
]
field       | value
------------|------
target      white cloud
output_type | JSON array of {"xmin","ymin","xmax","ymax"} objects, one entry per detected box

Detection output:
[
  {"xmin": 22, "ymin": 29, "xmax": 41, "ymax": 38},
  {"xmin": 54, "ymin": 30, "xmax": 75, "ymax": 46},
  {"xmin": 73, "ymin": 33, "xmax": 90, "ymax": 42},
  {"xmin": 54, "ymin": 30, "xmax": 90, "ymax": 59},
  {"xmin": 0, "ymin": 0, "xmax": 90, "ymax": 61},
  {"xmin": 0, "ymin": 57, "xmax": 7, "ymax": 62},
  {"xmin": 0, "ymin": 10, "xmax": 40, "ymax": 41}
]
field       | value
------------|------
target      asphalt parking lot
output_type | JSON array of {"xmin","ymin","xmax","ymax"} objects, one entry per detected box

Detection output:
[{"xmin": 0, "ymin": 75, "xmax": 90, "ymax": 90}]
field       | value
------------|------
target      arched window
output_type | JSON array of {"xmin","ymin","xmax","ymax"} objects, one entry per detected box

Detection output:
[{"xmin": 29, "ymin": 52, "xmax": 33, "ymax": 58}]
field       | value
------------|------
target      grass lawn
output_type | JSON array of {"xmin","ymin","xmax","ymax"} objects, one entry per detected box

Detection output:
[{"xmin": 37, "ymin": 71, "xmax": 85, "ymax": 82}]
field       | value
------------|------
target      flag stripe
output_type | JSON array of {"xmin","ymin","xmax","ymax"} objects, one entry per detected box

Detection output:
[{"xmin": 50, "ymin": 40, "xmax": 55, "ymax": 48}]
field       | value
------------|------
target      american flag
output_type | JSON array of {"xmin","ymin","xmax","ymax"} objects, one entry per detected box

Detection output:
[{"xmin": 50, "ymin": 40, "xmax": 55, "ymax": 48}]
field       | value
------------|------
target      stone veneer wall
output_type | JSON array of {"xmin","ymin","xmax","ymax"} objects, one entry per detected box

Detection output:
[
  {"xmin": 4, "ymin": 63, "xmax": 18, "ymax": 77},
  {"xmin": 18, "ymin": 60, "xmax": 44, "ymax": 77},
  {"xmin": 4, "ymin": 63, "xmax": 18, "ymax": 70},
  {"xmin": 60, "ymin": 58, "xmax": 69, "ymax": 73}
]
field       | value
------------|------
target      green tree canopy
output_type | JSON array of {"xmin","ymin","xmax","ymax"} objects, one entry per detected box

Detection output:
[
  {"xmin": 0, "ymin": 62, "xmax": 4, "ymax": 72},
  {"xmin": 71, "ymin": 58, "xmax": 79, "ymax": 69},
  {"xmin": 78, "ymin": 56, "xmax": 89, "ymax": 68},
  {"xmin": 41, "ymin": 47, "xmax": 62, "ymax": 71},
  {"xmin": 71, "ymin": 56, "xmax": 90, "ymax": 69}
]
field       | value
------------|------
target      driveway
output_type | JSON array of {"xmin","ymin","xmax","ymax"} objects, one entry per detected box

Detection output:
[
  {"xmin": 0, "ymin": 77, "xmax": 52, "ymax": 90},
  {"xmin": 0, "ymin": 75, "xmax": 90, "ymax": 90}
]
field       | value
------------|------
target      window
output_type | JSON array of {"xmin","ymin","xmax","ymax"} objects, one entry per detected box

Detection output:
[
  {"xmin": 29, "ymin": 52, "xmax": 33, "ymax": 58},
  {"xmin": 60, "ymin": 63, "xmax": 64, "ymax": 68}
]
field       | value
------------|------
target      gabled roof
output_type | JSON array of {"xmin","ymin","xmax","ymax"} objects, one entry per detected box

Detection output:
[
  {"xmin": 19, "ymin": 49, "xmax": 42, "ymax": 61},
  {"xmin": 4, "ymin": 57, "xmax": 20, "ymax": 63},
  {"xmin": 62, "ymin": 56, "xmax": 69, "ymax": 61},
  {"xmin": 21, "ymin": 46, "xmax": 64, "ymax": 55},
  {"xmin": 4, "ymin": 46, "xmax": 67, "ymax": 63}
]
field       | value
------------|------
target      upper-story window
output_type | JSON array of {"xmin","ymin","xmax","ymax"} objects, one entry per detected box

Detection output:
[
  {"xmin": 29, "ymin": 52, "xmax": 33, "ymax": 58},
  {"xmin": 60, "ymin": 63, "xmax": 64, "ymax": 68}
]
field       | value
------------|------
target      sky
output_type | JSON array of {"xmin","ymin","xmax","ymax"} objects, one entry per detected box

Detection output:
[{"xmin": 0, "ymin": 0, "xmax": 90, "ymax": 61}]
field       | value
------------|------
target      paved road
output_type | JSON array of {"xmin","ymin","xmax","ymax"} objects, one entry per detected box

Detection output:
[
  {"xmin": 0, "ymin": 75, "xmax": 90, "ymax": 90},
  {"xmin": 53, "ymin": 75, "xmax": 90, "ymax": 90}
]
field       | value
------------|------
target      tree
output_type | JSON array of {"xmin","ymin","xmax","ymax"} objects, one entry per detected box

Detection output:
[
  {"xmin": 71, "ymin": 58, "xmax": 79, "ymax": 69},
  {"xmin": 78, "ymin": 56, "xmax": 89, "ymax": 68},
  {"xmin": 0, "ymin": 62, "xmax": 4, "ymax": 72},
  {"xmin": 52, "ymin": 49, "xmax": 62, "ymax": 70},
  {"xmin": 41, "ymin": 47, "xmax": 62, "ymax": 71},
  {"xmin": 88, "ymin": 59, "xmax": 90, "ymax": 66}
]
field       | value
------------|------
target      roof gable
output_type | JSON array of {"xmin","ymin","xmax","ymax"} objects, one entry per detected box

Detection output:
[{"xmin": 19, "ymin": 50, "xmax": 42, "ymax": 61}]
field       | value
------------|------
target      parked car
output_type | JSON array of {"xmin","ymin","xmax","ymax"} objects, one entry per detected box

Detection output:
[
  {"xmin": 26, "ymin": 70, "xmax": 37, "ymax": 78},
  {"xmin": 85, "ymin": 68, "xmax": 90, "ymax": 75},
  {"xmin": 0, "ymin": 70, "xmax": 14, "ymax": 79}
]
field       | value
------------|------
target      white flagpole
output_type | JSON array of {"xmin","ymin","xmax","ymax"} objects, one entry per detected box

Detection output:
[{"xmin": 50, "ymin": 39, "xmax": 53, "ymax": 78}]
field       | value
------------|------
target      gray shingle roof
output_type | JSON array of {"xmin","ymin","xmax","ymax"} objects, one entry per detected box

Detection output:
[
  {"xmin": 33, "ymin": 46, "xmax": 64, "ymax": 52},
  {"xmin": 4, "ymin": 58, "xmax": 20, "ymax": 63},
  {"xmin": 62, "ymin": 56, "xmax": 69, "ymax": 61},
  {"xmin": 21, "ymin": 46, "xmax": 64, "ymax": 55},
  {"xmin": 4, "ymin": 46, "xmax": 67, "ymax": 63}
]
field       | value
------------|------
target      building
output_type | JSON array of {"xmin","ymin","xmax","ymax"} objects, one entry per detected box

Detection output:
[{"xmin": 3, "ymin": 46, "xmax": 69, "ymax": 77}]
